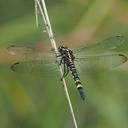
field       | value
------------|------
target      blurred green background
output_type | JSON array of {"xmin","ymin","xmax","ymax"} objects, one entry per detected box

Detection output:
[{"xmin": 0, "ymin": 0, "xmax": 128, "ymax": 128}]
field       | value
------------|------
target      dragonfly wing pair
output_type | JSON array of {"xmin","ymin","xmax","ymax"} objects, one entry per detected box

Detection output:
[
  {"xmin": 8, "ymin": 45, "xmax": 59, "ymax": 76},
  {"xmin": 7, "ymin": 35, "xmax": 128, "ymax": 75},
  {"xmin": 74, "ymin": 35, "xmax": 127, "ymax": 72}
]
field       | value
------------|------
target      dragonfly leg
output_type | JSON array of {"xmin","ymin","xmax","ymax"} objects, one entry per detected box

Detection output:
[
  {"xmin": 59, "ymin": 58, "xmax": 63, "ymax": 65},
  {"xmin": 61, "ymin": 62, "xmax": 69, "ymax": 81},
  {"xmin": 56, "ymin": 54, "xmax": 62, "ymax": 58},
  {"xmin": 63, "ymin": 64, "xmax": 69, "ymax": 77},
  {"xmin": 61, "ymin": 62, "xmax": 66, "ymax": 81}
]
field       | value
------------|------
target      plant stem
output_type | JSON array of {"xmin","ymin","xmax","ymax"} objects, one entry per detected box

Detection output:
[{"xmin": 35, "ymin": 0, "xmax": 78, "ymax": 128}]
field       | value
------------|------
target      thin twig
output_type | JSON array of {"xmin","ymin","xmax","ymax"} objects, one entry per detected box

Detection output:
[
  {"xmin": 34, "ymin": 0, "xmax": 39, "ymax": 28},
  {"xmin": 35, "ymin": 0, "xmax": 78, "ymax": 128}
]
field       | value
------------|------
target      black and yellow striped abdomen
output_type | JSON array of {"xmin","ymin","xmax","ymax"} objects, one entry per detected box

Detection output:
[{"xmin": 69, "ymin": 62, "xmax": 85, "ymax": 100}]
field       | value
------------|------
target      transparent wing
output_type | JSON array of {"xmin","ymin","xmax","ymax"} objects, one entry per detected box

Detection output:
[
  {"xmin": 10, "ymin": 60, "xmax": 59, "ymax": 76},
  {"xmin": 75, "ymin": 53, "xmax": 128, "ymax": 73},
  {"xmin": 7, "ymin": 45, "xmax": 59, "ymax": 76},
  {"xmin": 74, "ymin": 35, "xmax": 126, "ymax": 54},
  {"xmin": 7, "ymin": 45, "xmax": 36, "ymax": 55},
  {"xmin": 7, "ymin": 45, "xmax": 53, "ymax": 61}
]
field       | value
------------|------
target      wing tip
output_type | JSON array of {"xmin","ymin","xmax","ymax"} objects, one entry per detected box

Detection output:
[
  {"xmin": 7, "ymin": 45, "xmax": 16, "ymax": 50},
  {"xmin": 11, "ymin": 62, "xmax": 20, "ymax": 71},
  {"xmin": 118, "ymin": 54, "xmax": 128, "ymax": 64}
]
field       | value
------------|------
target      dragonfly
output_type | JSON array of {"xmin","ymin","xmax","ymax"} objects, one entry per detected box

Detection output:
[{"xmin": 7, "ymin": 35, "xmax": 128, "ymax": 100}]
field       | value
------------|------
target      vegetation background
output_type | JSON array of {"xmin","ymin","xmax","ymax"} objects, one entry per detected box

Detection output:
[{"xmin": 0, "ymin": 0, "xmax": 128, "ymax": 128}]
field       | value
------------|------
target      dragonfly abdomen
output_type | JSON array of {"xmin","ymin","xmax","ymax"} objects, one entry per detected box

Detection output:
[
  {"xmin": 58, "ymin": 45, "xmax": 85, "ymax": 100},
  {"xmin": 69, "ymin": 62, "xmax": 85, "ymax": 100}
]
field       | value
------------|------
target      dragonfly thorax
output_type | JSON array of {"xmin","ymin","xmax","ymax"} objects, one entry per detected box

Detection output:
[{"xmin": 58, "ymin": 45, "xmax": 75, "ymax": 61}]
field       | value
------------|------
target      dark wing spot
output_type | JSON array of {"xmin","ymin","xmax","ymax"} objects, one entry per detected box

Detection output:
[
  {"xmin": 119, "ymin": 54, "xmax": 128, "ymax": 64},
  {"xmin": 7, "ymin": 45, "xmax": 16, "ymax": 49},
  {"xmin": 11, "ymin": 62, "xmax": 20, "ymax": 71}
]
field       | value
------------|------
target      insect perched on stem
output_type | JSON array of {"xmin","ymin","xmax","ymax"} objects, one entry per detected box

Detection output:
[{"xmin": 7, "ymin": 35, "xmax": 128, "ymax": 100}]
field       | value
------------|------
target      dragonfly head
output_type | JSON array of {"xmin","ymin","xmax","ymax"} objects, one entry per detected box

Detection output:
[{"xmin": 58, "ymin": 45, "xmax": 68, "ymax": 53}]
